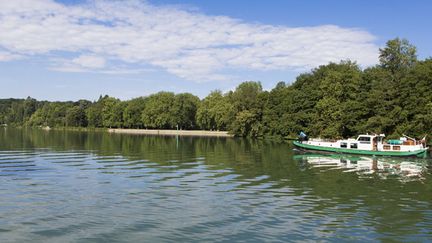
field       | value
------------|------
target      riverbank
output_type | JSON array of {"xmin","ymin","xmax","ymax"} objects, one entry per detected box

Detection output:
[
  {"xmin": 108, "ymin": 128, "xmax": 234, "ymax": 137},
  {"xmin": 2, "ymin": 126, "xmax": 233, "ymax": 137}
]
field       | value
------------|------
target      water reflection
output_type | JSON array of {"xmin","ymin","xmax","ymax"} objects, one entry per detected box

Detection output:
[{"xmin": 294, "ymin": 153, "xmax": 428, "ymax": 182}]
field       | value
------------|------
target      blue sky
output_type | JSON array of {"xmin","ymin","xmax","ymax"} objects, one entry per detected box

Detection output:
[{"xmin": 0, "ymin": 0, "xmax": 430, "ymax": 101}]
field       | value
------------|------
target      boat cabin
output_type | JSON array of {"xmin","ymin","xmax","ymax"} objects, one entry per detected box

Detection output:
[
  {"xmin": 303, "ymin": 133, "xmax": 425, "ymax": 153},
  {"xmin": 340, "ymin": 134, "xmax": 385, "ymax": 151}
]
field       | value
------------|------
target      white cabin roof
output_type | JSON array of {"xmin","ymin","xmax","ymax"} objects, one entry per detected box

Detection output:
[{"xmin": 357, "ymin": 134, "xmax": 386, "ymax": 138}]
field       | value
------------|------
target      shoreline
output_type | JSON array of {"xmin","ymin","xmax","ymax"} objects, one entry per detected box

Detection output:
[{"xmin": 107, "ymin": 128, "xmax": 234, "ymax": 137}]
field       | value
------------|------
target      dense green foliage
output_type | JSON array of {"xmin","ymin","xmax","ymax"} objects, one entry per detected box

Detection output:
[{"xmin": 1, "ymin": 38, "xmax": 431, "ymax": 139}]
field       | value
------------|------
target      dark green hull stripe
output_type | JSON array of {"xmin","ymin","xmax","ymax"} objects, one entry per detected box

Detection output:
[{"xmin": 293, "ymin": 141, "xmax": 427, "ymax": 157}]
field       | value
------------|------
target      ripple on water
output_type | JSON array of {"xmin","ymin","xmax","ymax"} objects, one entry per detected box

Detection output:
[{"xmin": 0, "ymin": 133, "xmax": 432, "ymax": 242}]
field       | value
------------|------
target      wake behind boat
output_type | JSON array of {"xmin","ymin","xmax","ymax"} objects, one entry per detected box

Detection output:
[{"xmin": 293, "ymin": 133, "xmax": 428, "ymax": 157}]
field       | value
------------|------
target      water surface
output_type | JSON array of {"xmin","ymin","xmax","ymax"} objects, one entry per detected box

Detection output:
[{"xmin": 0, "ymin": 128, "xmax": 431, "ymax": 242}]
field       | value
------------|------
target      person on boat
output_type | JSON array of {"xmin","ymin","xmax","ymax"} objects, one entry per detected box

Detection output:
[
  {"xmin": 420, "ymin": 135, "xmax": 427, "ymax": 147},
  {"xmin": 299, "ymin": 131, "xmax": 308, "ymax": 142}
]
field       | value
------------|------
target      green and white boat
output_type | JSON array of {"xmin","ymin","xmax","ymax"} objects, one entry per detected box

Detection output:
[{"xmin": 293, "ymin": 134, "xmax": 428, "ymax": 157}]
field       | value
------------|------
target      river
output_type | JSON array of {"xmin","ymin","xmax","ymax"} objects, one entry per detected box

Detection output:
[{"xmin": 0, "ymin": 128, "xmax": 431, "ymax": 242}]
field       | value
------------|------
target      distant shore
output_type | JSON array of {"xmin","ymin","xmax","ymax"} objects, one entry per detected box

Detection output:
[{"xmin": 107, "ymin": 128, "xmax": 233, "ymax": 137}]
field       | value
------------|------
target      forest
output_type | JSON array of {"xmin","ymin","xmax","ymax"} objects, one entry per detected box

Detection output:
[{"xmin": 1, "ymin": 38, "xmax": 431, "ymax": 139}]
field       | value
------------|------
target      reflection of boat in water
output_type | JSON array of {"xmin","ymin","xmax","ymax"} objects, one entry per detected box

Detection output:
[
  {"xmin": 293, "ymin": 133, "xmax": 428, "ymax": 157},
  {"xmin": 294, "ymin": 153, "xmax": 427, "ymax": 181}
]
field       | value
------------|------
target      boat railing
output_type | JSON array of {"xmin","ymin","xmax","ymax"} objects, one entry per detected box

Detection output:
[{"xmin": 309, "ymin": 138, "xmax": 338, "ymax": 143}]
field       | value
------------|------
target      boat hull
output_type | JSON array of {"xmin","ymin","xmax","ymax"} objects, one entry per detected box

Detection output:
[{"xmin": 293, "ymin": 141, "xmax": 428, "ymax": 157}]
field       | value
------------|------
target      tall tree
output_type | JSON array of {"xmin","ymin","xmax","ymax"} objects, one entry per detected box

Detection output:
[
  {"xmin": 66, "ymin": 106, "xmax": 88, "ymax": 127},
  {"xmin": 196, "ymin": 90, "xmax": 234, "ymax": 131},
  {"xmin": 230, "ymin": 81, "xmax": 264, "ymax": 137},
  {"xmin": 141, "ymin": 92, "xmax": 176, "ymax": 129},
  {"xmin": 101, "ymin": 97, "xmax": 122, "ymax": 128},
  {"xmin": 123, "ymin": 97, "xmax": 146, "ymax": 128},
  {"xmin": 86, "ymin": 104, "xmax": 103, "ymax": 128},
  {"xmin": 172, "ymin": 93, "xmax": 200, "ymax": 129},
  {"xmin": 379, "ymin": 38, "xmax": 417, "ymax": 78}
]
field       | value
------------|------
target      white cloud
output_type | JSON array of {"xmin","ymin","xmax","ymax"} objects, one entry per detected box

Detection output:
[
  {"xmin": 72, "ymin": 55, "xmax": 106, "ymax": 69},
  {"xmin": 0, "ymin": 0, "xmax": 379, "ymax": 81},
  {"xmin": 48, "ymin": 55, "xmax": 105, "ymax": 73},
  {"xmin": 0, "ymin": 51, "xmax": 22, "ymax": 62}
]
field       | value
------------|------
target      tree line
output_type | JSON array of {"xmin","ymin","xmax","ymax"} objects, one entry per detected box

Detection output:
[{"xmin": 1, "ymin": 38, "xmax": 432, "ymax": 139}]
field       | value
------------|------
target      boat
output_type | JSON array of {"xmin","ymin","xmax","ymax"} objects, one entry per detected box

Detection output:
[{"xmin": 293, "ymin": 133, "xmax": 428, "ymax": 157}]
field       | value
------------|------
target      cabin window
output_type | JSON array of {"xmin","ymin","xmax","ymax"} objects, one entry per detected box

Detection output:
[
  {"xmin": 350, "ymin": 143, "xmax": 358, "ymax": 149},
  {"xmin": 383, "ymin": 145, "xmax": 391, "ymax": 150},
  {"xmin": 393, "ymin": 146, "xmax": 401, "ymax": 151},
  {"xmin": 358, "ymin": 136, "xmax": 371, "ymax": 144},
  {"xmin": 340, "ymin": 142, "xmax": 347, "ymax": 148}
]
